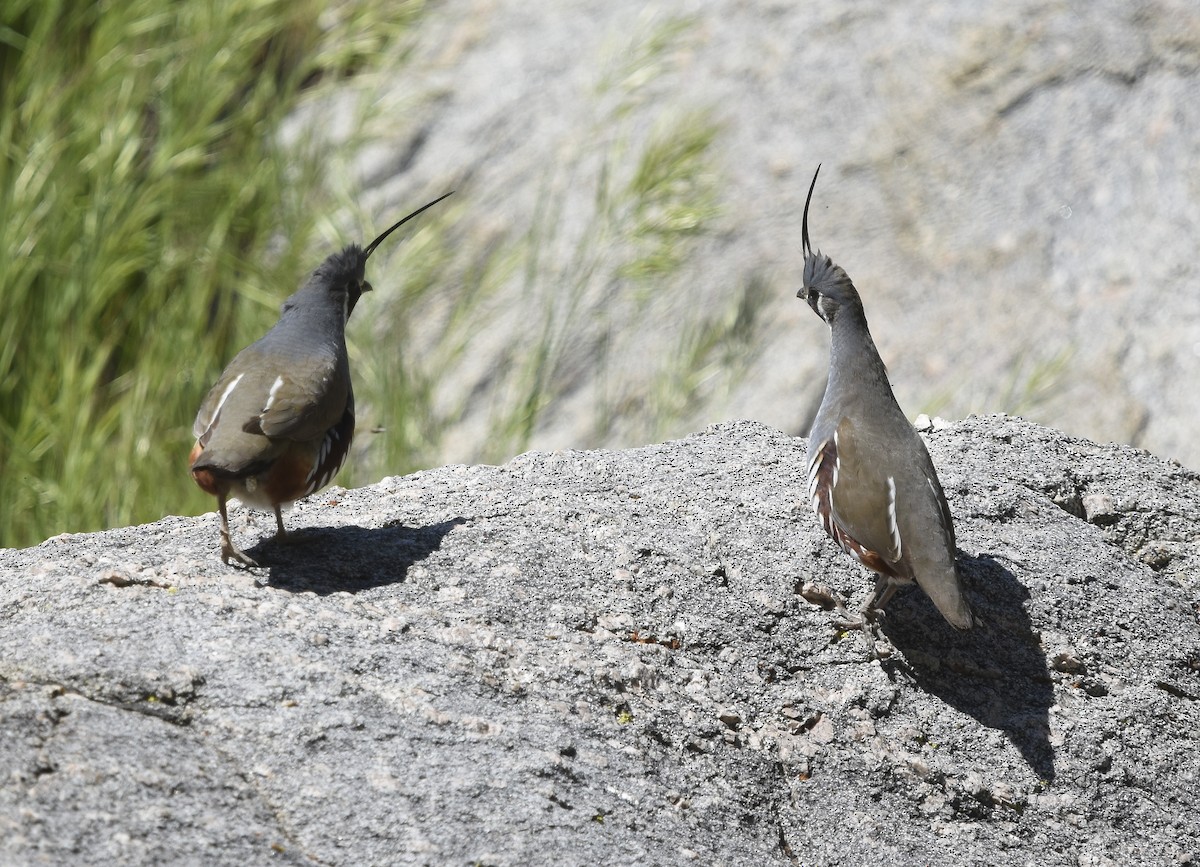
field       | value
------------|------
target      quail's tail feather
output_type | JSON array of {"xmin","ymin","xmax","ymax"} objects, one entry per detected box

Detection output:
[{"xmin": 915, "ymin": 567, "xmax": 974, "ymax": 630}]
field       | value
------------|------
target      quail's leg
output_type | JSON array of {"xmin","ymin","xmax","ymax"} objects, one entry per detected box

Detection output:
[
  {"xmin": 273, "ymin": 504, "xmax": 287, "ymax": 540},
  {"xmin": 861, "ymin": 577, "xmax": 899, "ymax": 621},
  {"xmin": 218, "ymin": 494, "xmax": 260, "ymax": 568},
  {"xmin": 853, "ymin": 577, "xmax": 899, "ymax": 658}
]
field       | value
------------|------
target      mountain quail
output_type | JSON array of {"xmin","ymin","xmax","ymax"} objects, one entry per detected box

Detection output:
[
  {"xmin": 189, "ymin": 192, "xmax": 452, "ymax": 567},
  {"xmin": 798, "ymin": 166, "xmax": 972, "ymax": 639}
]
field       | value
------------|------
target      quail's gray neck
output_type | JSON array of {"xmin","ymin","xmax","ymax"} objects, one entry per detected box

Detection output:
[
  {"xmin": 821, "ymin": 307, "xmax": 896, "ymax": 418},
  {"xmin": 267, "ymin": 291, "xmax": 348, "ymax": 362}
]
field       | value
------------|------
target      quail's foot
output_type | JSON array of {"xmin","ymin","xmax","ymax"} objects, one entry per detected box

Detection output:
[
  {"xmin": 800, "ymin": 584, "xmax": 894, "ymax": 659},
  {"xmin": 831, "ymin": 605, "xmax": 895, "ymax": 660},
  {"xmin": 854, "ymin": 607, "xmax": 895, "ymax": 660},
  {"xmin": 219, "ymin": 532, "xmax": 261, "ymax": 569}
]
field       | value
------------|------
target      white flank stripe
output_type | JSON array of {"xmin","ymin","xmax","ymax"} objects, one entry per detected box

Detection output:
[
  {"xmin": 887, "ymin": 476, "xmax": 902, "ymax": 559},
  {"xmin": 307, "ymin": 430, "xmax": 336, "ymax": 487},
  {"xmin": 262, "ymin": 375, "xmax": 285, "ymax": 412},
  {"xmin": 830, "ymin": 429, "xmax": 840, "ymax": 489},
  {"xmin": 202, "ymin": 373, "xmax": 244, "ymax": 437},
  {"xmin": 806, "ymin": 445, "xmax": 823, "ymax": 496},
  {"xmin": 217, "ymin": 374, "xmax": 245, "ymax": 412}
]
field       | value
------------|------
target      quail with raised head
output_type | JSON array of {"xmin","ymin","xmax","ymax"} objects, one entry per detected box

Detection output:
[
  {"xmin": 189, "ymin": 192, "xmax": 453, "ymax": 567},
  {"xmin": 797, "ymin": 166, "xmax": 972, "ymax": 640}
]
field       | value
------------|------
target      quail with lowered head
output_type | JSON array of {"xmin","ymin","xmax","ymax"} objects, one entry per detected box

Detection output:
[
  {"xmin": 797, "ymin": 166, "xmax": 971, "ymax": 644},
  {"xmin": 189, "ymin": 192, "xmax": 453, "ymax": 567}
]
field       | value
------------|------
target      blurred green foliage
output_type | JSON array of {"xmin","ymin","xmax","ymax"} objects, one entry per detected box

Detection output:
[{"xmin": 0, "ymin": 0, "xmax": 424, "ymax": 547}]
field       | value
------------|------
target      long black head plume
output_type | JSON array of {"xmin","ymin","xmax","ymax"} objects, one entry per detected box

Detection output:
[
  {"xmin": 801, "ymin": 163, "xmax": 821, "ymax": 260},
  {"xmin": 364, "ymin": 190, "xmax": 455, "ymax": 260},
  {"xmin": 797, "ymin": 164, "xmax": 863, "ymax": 324},
  {"xmin": 291, "ymin": 190, "xmax": 455, "ymax": 320}
]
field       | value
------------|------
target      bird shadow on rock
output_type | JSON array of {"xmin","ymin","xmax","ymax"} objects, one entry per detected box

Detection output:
[
  {"xmin": 245, "ymin": 518, "xmax": 466, "ymax": 595},
  {"xmin": 880, "ymin": 552, "xmax": 1056, "ymax": 783}
]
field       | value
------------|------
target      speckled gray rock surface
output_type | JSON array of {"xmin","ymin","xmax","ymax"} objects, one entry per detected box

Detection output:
[
  {"xmin": 2, "ymin": 416, "xmax": 1198, "ymax": 865},
  {"xmin": 309, "ymin": 0, "xmax": 1200, "ymax": 470}
]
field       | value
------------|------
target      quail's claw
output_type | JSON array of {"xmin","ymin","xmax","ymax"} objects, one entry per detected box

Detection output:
[
  {"xmin": 861, "ymin": 620, "xmax": 895, "ymax": 660},
  {"xmin": 819, "ymin": 596, "xmax": 894, "ymax": 659},
  {"xmin": 833, "ymin": 600, "xmax": 884, "ymax": 629},
  {"xmin": 220, "ymin": 534, "xmax": 260, "ymax": 569}
]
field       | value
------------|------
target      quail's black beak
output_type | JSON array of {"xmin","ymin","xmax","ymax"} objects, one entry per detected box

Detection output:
[
  {"xmin": 347, "ymin": 281, "xmax": 371, "ymax": 317},
  {"xmin": 800, "ymin": 287, "xmax": 822, "ymax": 319},
  {"xmin": 354, "ymin": 280, "xmax": 374, "ymax": 313}
]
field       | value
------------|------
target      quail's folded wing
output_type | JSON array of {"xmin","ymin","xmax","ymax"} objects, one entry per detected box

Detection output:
[
  {"xmin": 238, "ymin": 346, "xmax": 348, "ymax": 443},
  {"xmin": 822, "ymin": 415, "xmax": 905, "ymax": 570}
]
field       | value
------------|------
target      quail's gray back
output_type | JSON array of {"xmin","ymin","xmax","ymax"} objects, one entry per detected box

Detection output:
[{"xmin": 800, "ymin": 166, "xmax": 972, "ymax": 631}]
